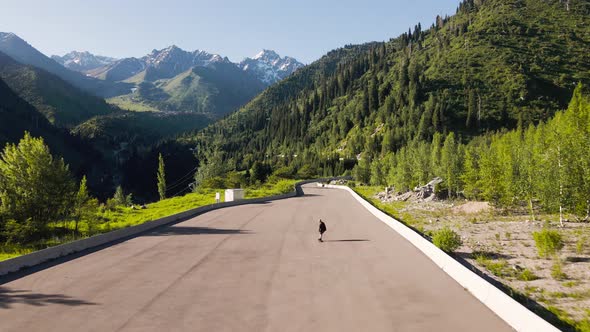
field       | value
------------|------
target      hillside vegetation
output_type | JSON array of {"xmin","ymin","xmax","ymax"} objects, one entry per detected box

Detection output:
[
  {"xmin": 193, "ymin": 0, "xmax": 589, "ymax": 169},
  {"xmin": 186, "ymin": 0, "xmax": 589, "ymax": 208},
  {"xmin": 0, "ymin": 77, "xmax": 103, "ymax": 176},
  {"xmin": 0, "ymin": 52, "xmax": 114, "ymax": 127},
  {"xmin": 108, "ymin": 62, "xmax": 266, "ymax": 117}
]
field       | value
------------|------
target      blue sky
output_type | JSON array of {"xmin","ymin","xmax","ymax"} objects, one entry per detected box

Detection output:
[{"xmin": 1, "ymin": 0, "xmax": 459, "ymax": 63}]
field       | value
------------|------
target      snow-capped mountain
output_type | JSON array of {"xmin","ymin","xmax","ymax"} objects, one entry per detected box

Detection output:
[
  {"xmin": 141, "ymin": 45, "xmax": 231, "ymax": 81},
  {"xmin": 239, "ymin": 50, "xmax": 304, "ymax": 85},
  {"xmin": 85, "ymin": 45, "xmax": 232, "ymax": 82},
  {"xmin": 51, "ymin": 51, "xmax": 117, "ymax": 73}
]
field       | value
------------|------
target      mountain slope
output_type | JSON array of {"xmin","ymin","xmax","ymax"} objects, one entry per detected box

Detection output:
[
  {"xmin": 0, "ymin": 76, "xmax": 102, "ymax": 175},
  {"xmin": 0, "ymin": 32, "xmax": 132, "ymax": 97},
  {"xmin": 51, "ymin": 51, "xmax": 117, "ymax": 73},
  {"xmin": 0, "ymin": 51, "xmax": 115, "ymax": 127},
  {"xmin": 191, "ymin": 0, "xmax": 590, "ymax": 171},
  {"xmin": 101, "ymin": 46, "xmax": 267, "ymax": 117}
]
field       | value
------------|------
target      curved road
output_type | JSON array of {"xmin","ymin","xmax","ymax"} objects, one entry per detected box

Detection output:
[{"xmin": 0, "ymin": 185, "xmax": 512, "ymax": 331}]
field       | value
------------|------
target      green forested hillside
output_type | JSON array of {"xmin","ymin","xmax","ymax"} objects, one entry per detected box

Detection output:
[
  {"xmin": 0, "ymin": 32, "xmax": 132, "ymax": 98},
  {"xmin": 193, "ymin": 0, "xmax": 589, "ymax": 171},
  {"xmin": 73, "ymin": 112, "xmax": 210, "ymax": 152},
  {"xmin": 0, "ymin": 77, "xmax": 103, "ymax": 176},
  {"xmin": 0, "ymin": 52, "xmax": 115, "ymax": 127}
]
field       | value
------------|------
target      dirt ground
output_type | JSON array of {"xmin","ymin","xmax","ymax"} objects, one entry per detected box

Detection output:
[{"xmin": 372, "ymin": 192, "xmax": 590, "ymax": 326}]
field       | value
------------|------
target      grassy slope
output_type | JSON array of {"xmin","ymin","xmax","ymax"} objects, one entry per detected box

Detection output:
[
  {"xmin": 0, "ymin": 51, "xmax": 114, "ymax": 127},
  {"xmin": 106, "ymin": 95, "xmax": 161, "ymax": 112},
  {"xmin": 107, "ymin": 63, "xmax": 266, "ymax": 117}
]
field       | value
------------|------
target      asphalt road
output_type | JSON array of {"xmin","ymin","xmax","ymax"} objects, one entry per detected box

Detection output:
[{"xmin": 0, "ymin": 185, "xmax": 512, "ymax": 331}]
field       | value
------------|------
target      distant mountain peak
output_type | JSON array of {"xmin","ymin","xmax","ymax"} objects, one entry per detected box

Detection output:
[
  {"xmin": 0, "ymin": 32, "xmax": 29, "ymax": 46},
  {"xmin": 240, "ymin": 50, "xmax": 303, "ymax": 85},
  {"xmin": 254, "ymin": 49, "xmax": 280, "ymax": 61},
  {"xmin": 0, "ymin": 32, "xmax": 17, "ymax": 41},
  {"xmin": 51, "ymin": 50, "xmax": 117, "ymax": 73}
]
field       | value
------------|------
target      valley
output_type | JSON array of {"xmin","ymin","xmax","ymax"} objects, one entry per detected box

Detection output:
[{"xmin": 1, "ymin": 0, "xmax": 590, "ymax": 330}]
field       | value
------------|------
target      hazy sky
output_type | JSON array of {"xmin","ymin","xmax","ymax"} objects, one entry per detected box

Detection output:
[{"xmin": 1, "ymin": 0, "xmax": 459, "ymax": 63}]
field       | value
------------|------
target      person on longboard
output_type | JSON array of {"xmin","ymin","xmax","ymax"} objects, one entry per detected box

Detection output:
[{"xmin": 318, "ymin": 219, "xmax": 327, "ymax": 242}]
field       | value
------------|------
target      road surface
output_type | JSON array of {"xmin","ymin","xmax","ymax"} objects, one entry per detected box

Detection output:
[{"xmin": 0, "ymin": 185, "xmax": 512, "ymax": 331}]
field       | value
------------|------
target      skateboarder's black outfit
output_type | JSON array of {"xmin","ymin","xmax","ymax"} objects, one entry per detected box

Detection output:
[{"xmin": 318, "ymin": 220, "xmax": 327, "ymax": 242}]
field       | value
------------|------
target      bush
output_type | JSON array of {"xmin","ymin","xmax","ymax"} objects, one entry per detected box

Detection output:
[
  {"xmin": 517, "ymin": 268, "xmax": 538, "ymax": 281},
  {"xmin": 551, "ymin": 261, "xmax": 567, "ymax": 280},
  {"xmin": 3, "ymin": 219, "xmax": 39, "ymax": 244},
  {"xmin": 271, "ymin": 166, "xmax": 295, "ymax": 179},
  {"xmin": 273, "ymin": 180, "xmax": 296, "ymax": 194},
  {"xmin": 226, "ymin": 172, "xmax": 247, "ymax": 188},
  {"xmin": 432, "ymin": 227, "xmax": 462, "ymax": 253},
  {"xmin": 533, "ymin": 229, "xmax": 564, "ymax": 258},
  {"xmin": 200, "ymin": 176, "xmax": 227, "ymax": 189}
]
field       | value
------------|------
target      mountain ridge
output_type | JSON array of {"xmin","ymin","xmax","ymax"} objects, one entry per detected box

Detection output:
[
  {"xmin": 0, "ymin": 32, "xmax": 133, "ymax": 98},
  {"xmin": 51, "ymin": 51, "xmax": 117, "ymax": 73}
]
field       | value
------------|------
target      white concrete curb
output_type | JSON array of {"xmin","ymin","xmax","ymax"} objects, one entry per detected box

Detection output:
[{"xmin": 323, "ymin": 184, "xmax": 559, "ymax": 332}]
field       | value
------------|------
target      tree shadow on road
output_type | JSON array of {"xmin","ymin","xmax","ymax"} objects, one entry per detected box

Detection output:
[
  {"xmin": 0, "ymin": 287, "xmax": 97, "ymax": 309},
  {"xmin": 147, "ymin": 226, "xmax": 252, "ymax": 236}
]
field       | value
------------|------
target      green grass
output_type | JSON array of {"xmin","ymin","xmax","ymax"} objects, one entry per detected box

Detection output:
[
  {"xmin": 98, "ymin": 179, "xmax": 296, "ymax": 232},
  {"xmin": 243, "ymin": 179, "xmax": 298, "ymax": 198},
  {"xmin": 0, "ymin": 247, "xmax": 34, "ymax": 261},
  {"xmin": 97, "ymin": 190, "xmax": 218, "ymax": 231},
  {"xmin": 107, "ymin": 95, "xmax": 160, "ymax": 112},
  {"xmin": 517, "ymin": 268, "xmax": 539, "ymax": 281},
  {"xmin": 547, "ymin": 305, "xmax": 590, "ymax": 332},
  {"xmin": 475, "ymin": 254, "xmax": 513, "ymax": 278},
  {"xmin": 352, "ymin": 186, "xmax": 411, "ymax": 224}
]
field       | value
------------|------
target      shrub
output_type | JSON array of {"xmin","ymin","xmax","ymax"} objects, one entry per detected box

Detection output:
[
  {"xmin": 226, "ymin": 171, "xmax": 247, "ymax": 188},
  {"xmin": 200, "ymin": 176, "xmax": 227, "ymax": 189},
  {"xmin": 3, "ymin": 219, "xmax": 39, "ymax": 244},
  {"xmin": 273, "ymin": 180, "xmax": 296, "ymax": 194},
  {"xmin": 533, "ymin": 229, "xmax": 564, "ymax": 258},
  {"xmin": 517, "ymin": 268, "xmax": 538, "ymax": 281},
  {"xmin": 432, "ymin": 227, "xmax": 462, "ymax": 253},
  {"xmin": 551, "ymin": 261, "xmax": 567, "ymax": 280},
  {"xmin": 271, "ymin": 166, "xmax": 295, "ymax": 179}
]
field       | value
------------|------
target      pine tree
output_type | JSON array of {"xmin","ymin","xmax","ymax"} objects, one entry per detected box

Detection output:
[
  {"xmin": 113, "ymin": 186, "xmax": 126, "ymax": 206},
  {"xmin": 157, "ymin": 153, "xmax": 166, "ymax": 201}
]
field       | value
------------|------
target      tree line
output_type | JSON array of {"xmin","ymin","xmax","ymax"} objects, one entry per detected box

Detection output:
[{"xmin": 355, "ymin": 85, "xmax": 590, "ymax": 220}]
